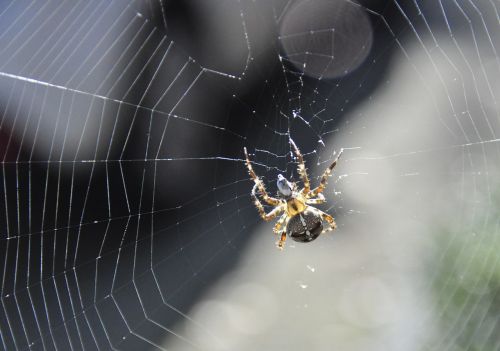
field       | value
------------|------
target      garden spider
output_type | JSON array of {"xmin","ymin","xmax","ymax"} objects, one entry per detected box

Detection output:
[{"xmin": 244, "ymin": 139, "xmax": 343, "ymax": 249}]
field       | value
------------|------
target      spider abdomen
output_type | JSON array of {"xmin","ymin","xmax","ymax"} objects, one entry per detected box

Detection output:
[{"xmin": 286, "ymin": 208, "xmax": 323, "ymax": 243}]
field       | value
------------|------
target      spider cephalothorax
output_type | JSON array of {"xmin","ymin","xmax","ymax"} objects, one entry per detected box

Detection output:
[{"xmin": 244, "ymin": 139, "xmax": 343, "ymax": 249}]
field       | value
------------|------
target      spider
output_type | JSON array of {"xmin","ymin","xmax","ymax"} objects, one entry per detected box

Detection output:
[{"xmin": 244, "ymin": 139, "xmax": 343, "ymax": 249}]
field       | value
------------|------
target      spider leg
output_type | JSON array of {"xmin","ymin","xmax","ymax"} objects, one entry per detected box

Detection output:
[
  {"xmin": 251, "ymin": 184, "xmax": 284, "ymax": 221},
  {"xmin": 310, "ymin": 148, "xmax": 343, "ymax": 198},
  {"xmin": 306, "ymin": 193, "xmax": 326, "ymax": 205},
  {"xmin": 319, "ymin": 209, "xmax": 337, "ymax": 232},
  {"xmin": 290, "ymin": 138, "xmax": 310, "ymax": 195},
  {"xmin": 276, "ymin": 216, "xmax": 290, "ymax": 249},
  {"xmin": 244, "ymin": 147, "xmax": 280, "ymax": 206},
  {"xmin": 273, "ymin": 213, "xmax": 288, "ymax": 233},
  {"xmin": 277, "ymin": 231, "xmax": 287, "ymax": 250},
  {"xmin": 309, "ymin": 207, "xmax": 337, "ymax": 233}
]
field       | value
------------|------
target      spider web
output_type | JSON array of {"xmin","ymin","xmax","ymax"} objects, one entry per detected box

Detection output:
[{"xmin": 0, "ymin": 0, "xmax": 499, "ymax": 350}]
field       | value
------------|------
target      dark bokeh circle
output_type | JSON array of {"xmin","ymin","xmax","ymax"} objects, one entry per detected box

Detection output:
[{"xmin": 279, "ymin": 0, "xmax": 373, "ymax": 79}]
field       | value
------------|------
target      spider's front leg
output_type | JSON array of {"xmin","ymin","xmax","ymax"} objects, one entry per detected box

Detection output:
[
  {"xmin": 290, "ymin": 138, "xmax": 310, "ymax": 195},
  {"xmin": 251, "ymin": 184, "xmax": 284, "ymax": 221},
  {"xmin": 310, "ymin": 149, "xmax": 343, "ymax": 198},
  {"xmin": 244, "ymin": 147, "xmax": 280, "ymax": 206}
]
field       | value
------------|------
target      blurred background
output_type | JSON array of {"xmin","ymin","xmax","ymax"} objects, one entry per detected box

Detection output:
[{"xmin": 0, "ymin": 0, "xmax": 499, "ymax": 350}]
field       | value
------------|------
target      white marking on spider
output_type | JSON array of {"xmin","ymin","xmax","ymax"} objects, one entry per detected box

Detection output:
[{"xmin": 299, "ymin": 214, "xmax": 312, "ymax": 237}]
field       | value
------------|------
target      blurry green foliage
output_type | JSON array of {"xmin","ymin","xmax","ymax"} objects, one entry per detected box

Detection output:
[{"xmin": 428, "ymin": 190, "xmax": 500, "ymax": 351}]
